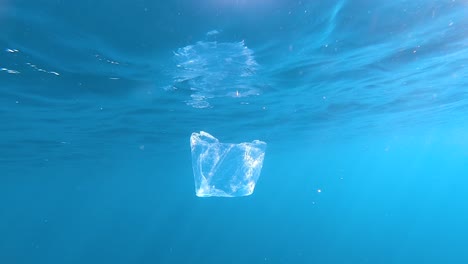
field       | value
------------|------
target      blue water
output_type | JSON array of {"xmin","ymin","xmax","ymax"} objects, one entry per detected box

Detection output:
[{"xmin": 1, "ymin": 0, "xmax": 468, "ymax": 263}]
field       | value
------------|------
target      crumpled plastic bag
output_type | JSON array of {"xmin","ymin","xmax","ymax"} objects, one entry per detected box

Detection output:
[{"xmin": 190, "ymin": 131, "xmax": 266, "ymax": 197}]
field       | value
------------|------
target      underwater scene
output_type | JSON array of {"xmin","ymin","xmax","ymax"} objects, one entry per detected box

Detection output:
[{"xmin": 1, "ymin": 0, "xmax": 468, "ymax": 263}]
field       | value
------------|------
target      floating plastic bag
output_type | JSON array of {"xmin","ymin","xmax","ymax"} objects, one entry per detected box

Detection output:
[{"xmin": 190, "ymin": 131, "xmax": 266, "ymax": 197}]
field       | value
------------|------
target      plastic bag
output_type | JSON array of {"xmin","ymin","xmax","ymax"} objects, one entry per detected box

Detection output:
[{"xmin": 190, "ymin": 131, "xmax": 266, "ymax": 197}]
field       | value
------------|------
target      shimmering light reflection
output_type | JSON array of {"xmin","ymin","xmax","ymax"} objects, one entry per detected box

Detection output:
[
  {"xmin": 1, "ymin": 48, "xmax": 61, "ymax": 76},
  {"xmin": 0, "ymin": 68, "xmax": 19, "ymax": 74},
  {"xmin": 171, "ymin": 35, "xmax": 260, "ymax": 108},
  {"xmin": 197, "ymin": 0, "xmax": 281, "ymax": 15}
]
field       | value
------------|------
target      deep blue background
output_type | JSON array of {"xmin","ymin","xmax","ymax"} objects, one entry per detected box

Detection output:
[{"xmin": 1, "ymin": 0, "xmax": 468, "ymax": 263}]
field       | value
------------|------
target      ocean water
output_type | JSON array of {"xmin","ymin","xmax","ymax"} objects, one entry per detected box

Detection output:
[{"xmin": 1, "ymin": 0, "xmax": 468, "ymax": 263}]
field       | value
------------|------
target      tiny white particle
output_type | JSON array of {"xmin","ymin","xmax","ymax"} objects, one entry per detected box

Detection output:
[{"xmin": 317, "ymin": 189, "xmax": 322, "ymax": 193}]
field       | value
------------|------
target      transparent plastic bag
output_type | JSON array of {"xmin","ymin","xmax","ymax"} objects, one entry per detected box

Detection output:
[{"xmin": 190, "ymin": 131, "xmax": 266, "ymax": 197}]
